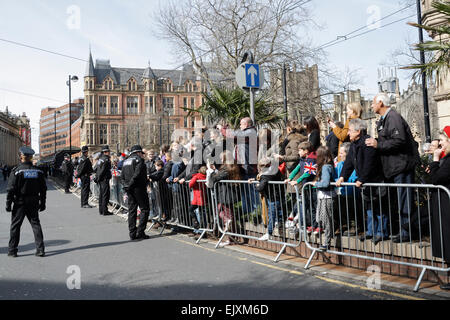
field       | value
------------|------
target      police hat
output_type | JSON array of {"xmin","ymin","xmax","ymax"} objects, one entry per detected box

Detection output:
[
  {"xmin": 81, "ymin": 146, "xmax": 89, "ymax": 153},
  {"xmin": 64, "ymin": 153, "xmax": 70, "ymax": 158},
  {"xmin": 130, "ymin": 145, "xmax": 143, "ymax": 154},
  {"xmin": 101, "ymin": 145, "xmax": 110, "ymax": 152},
  {"xmin": 19, "ymin": 146, "xmax": 35, "ymax": 156}
]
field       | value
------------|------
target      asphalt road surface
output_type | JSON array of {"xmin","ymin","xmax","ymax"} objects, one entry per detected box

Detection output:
[{"xmin": 0, "ymin": 178, "xmax": 407, "ymax": 300}]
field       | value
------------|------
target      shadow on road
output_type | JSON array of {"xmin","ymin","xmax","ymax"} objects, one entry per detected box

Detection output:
[{"xmin": 0, "ymin": 239, "xmax": 71, "ymax": 254}]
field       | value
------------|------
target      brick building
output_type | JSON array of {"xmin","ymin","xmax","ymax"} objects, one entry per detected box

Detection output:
[
  {"xmin": 81, "ymin": 50, "xmax": 205, "ymax": 153},
  {"xmin": 39, "ymin": 99, "xmax": 83, "ymax": 159}
]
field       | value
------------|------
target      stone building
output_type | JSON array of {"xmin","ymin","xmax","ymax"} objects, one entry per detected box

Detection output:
[
  {"xmin": 270, "ymin": 64, "xmax": 328, "ymax": 140},
  {"xmin": 394, "ymin": 80, "xmax": 439, "ymax": 148},
  {"xmin": 82, "ymin": 50, "xmax": 205, "ymax": 153},
  {"xmin": 0, "ymin": 108, "xmax": 31, "ymax": 166},
  {"xmin": 421, "ymin": 0, "xmax": 450, "ymax": 128},
  {"xmin": 333, "ymin": 89, "xmax": 376, "ymax": 137}
]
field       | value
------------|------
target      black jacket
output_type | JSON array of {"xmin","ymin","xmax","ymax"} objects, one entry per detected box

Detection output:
[
  {"xmin": 255, "ymin": 170, "xmax": 285, "ymax": 201},
  {"xmin": 376, "ymin": 108, "xmax": 420, "ymax": 179},
  {"xmin": 76, "ymin": 155, "xmax": 93, "ymax": 178},
  {"xmin": 209, "ymin": 167, "xmax": 240, "ymax": 205},
  {"xmin": 326, "ymin": 132, "xmax": 339, "ymax": 159},
  {"xmin": 120, "ymin": 153, "xmax": 147, "ymax": 190},
  {"xmin": 308, "ymin": 129, "xmax": 321, "ymax": 152},
  {"xmin": 61, "ymin": 160, "xmax": 74, "ymax": 177},
  {"xmin": 145, "ymin": 156, "xmax": 160, "ymax": 176},
  {"xmin": 96, "ymin": 154, "xmax": 112, "ymax": 182},
  {"xmin": 340, "ymin": 134, "xmax": 384, "ymax": 184},
  {"xmin": 6, "ymin": 162, "xmax": 47, "ymax": 207},
  {"xmin": 430, "ymin": 153, "xmax": 450, "ymax": 190}
]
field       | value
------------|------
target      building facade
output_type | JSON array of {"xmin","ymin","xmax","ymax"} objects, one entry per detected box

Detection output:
[
  {"xmin": 0, "ymin": 108, "xmax": 31, "ymax": 166},
  {"xmin": 82, "ymin": 51, "xmax": 205, "ymax": 153},
  {"xmin": 395, "ymin": 80, "xmax": 440, "ymax": 148},
  {"xmin": 39, "ymin": 99, "xmax": 83, "ymax": 159},
  {"xmin": 333, "ymin": 89, "xmax": 376, "ymax": 137},
  {"xmin": 421, "ymin": 0, "xmax": 450, "ymax": 128}
]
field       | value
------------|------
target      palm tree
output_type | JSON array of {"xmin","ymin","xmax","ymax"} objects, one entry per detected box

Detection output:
[
  {"xmin": 185, "ymin": 86, "xmax": 285, "ymax": 129},
  {"xmin": 402, "ymin": 1, "xmax": 450, "ymax": 80}
]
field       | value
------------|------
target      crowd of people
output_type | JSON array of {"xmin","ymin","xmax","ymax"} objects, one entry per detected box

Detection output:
[{"xmin": 58, "ymin": 92, "xmax": 449, "ymax": 285}]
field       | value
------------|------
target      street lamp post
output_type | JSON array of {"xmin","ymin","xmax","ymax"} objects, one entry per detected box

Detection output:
[
  {"xmin": 66, "ymin": 75, "xmax": 78, "ymax": 158},
  {"xmin": 54, "ymin": 110, "xmax": 61, "ymax": 156}
]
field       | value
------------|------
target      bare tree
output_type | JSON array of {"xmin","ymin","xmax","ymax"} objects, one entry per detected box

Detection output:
[{"xmin": 155, "ymin": 0, "xmax": 321, "ymax": 86}]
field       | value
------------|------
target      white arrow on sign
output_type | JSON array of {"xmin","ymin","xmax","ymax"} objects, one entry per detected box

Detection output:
[{"xmin": 248, "ymin": 65, "xmax": 258, "ymax": 86}]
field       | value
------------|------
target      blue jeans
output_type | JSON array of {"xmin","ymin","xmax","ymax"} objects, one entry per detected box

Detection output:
[
  {"xmin": 267, "ymin": 200, "xmax": 283, "ymax": 235},
  {"xmin": 366, "ymin": 209, "xmax": 388, "ymax": 238},
  {"xmin": 242, "ymin": 173, "xmax": 260, "ymax": 215},
  {"xmin": 391, "ymin": 170, "xmax": 415, "ymax": 238},
  {"xmin": 194, "ymin": 207, "xmax": 206, "ymax": 233}
]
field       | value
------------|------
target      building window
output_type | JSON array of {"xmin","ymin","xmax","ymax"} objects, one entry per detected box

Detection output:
[
  {"xmin": 90, "ymin": 81, "xmax": 93, "ymax": 90},
  {"xmin": 89, "ymin": 96, "xmax": 93, "ymax": 114},
  {"xmin": 163, "ymin": 97, "xmax": 174, "ymax": 115},
  {"xmin": 99, "ymin": 96, "xmax": 107, "ymax": 115},
  {"xmin": 127, "ymin": 96, "xmax": 138, "ymax": 114},
  {"xmin": 150, "ymin": 96, "xmax": 155, "ymax": 114},
  {"xmin": 183, "ymin": 97, "xmax": 187, "ymax": 109},
  {"xmin": 145, "ymin": 96, "xmax": 149, "ymax": 113},
  {"xmin": 184, "ymin": 116, "xmax": 188, "ymax": 127},
  {"xmin": 110, "ymin": 96, "xmax": 118, "ymax": 115},
  {"xmin": 110, "ymin": 124, "xmax": 118, "ymax": 145},
  {"xmin": 191, "ymin": 117, "xmax": 195, "ymax": 128},
  {"xmin": 191, "ymin": 97, "xmax": 195, "ymax": 108},
  {"xmin": 99, "ymin": 124, "xmax": 108, "ymax": 145},
  {"xmin": 87, "ymin": 123, "xmax": 95, "ymax": 145}
]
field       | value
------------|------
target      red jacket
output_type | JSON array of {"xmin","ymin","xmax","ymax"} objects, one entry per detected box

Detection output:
[{"xmin": 189, "ymin": 173, "xmax": 207, "ymax": 206}]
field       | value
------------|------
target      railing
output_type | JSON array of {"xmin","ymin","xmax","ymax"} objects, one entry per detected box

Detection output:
[
  {"xmin": 301, "ymin": 181, "xmax": 450, "ymax": 292},
  {"xmin": 53, "ymin": 171, "xmax": 450, "ymax": 292},
  {"xmin": 213, "ymin": 180, "xmax": 302, "ymax": 262}
]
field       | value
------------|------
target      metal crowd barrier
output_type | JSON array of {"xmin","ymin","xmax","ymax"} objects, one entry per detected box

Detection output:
[
  {"xmin": 301, "ymin": 181, "xmax": 450, "ymax": 292},
  {"xmin": 212, "ymin": 180, "xmax": 302, "ymax": 262},
  {"xmin": 147, "ymin": 180, "xmax": 217, "ymax": 243}
]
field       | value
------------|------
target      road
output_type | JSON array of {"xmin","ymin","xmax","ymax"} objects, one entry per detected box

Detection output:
[{"xmin": 0, "ymin": 178, "xmax": 407, "ymax": 300}]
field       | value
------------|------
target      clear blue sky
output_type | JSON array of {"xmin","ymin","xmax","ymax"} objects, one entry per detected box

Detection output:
[{"xmin": 0, "ymin": 0, "xmax": 424, "ymax": 152}]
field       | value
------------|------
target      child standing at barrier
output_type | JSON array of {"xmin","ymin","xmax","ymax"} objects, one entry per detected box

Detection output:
[
  {"xmin": 250, "ymin": 158, "xmax": 285, "ymax": 241},
  {"xmin": 207, "ymin": 150, "xmax": 241, "ymax": 247},
  {"xmin": 188, "ymin": 166, "xmax": 207, "ymax": 232},
  {"xmin": 334, "ymin": 142, "xmax": 362, "ymax": 236},
  {"xmin": 149, "ymin": 159, "xmax": 172, "ymax": 224},
  {"xmin": 285, "ymin": 141, "xmax": 317, "ymax": 232},
  {"xmin": 312, "ymin": 146, "xmax": 336, "ymax": 251}
]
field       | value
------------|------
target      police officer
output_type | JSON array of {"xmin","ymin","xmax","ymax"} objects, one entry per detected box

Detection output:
[
  {"xmin": 96, "ymin": 145, "xmax": 113, "ymax": 216},
  {"xmin": 61, "ymin": 153, "xmax": 74, "ymax": 193},
  {"xmin": 76, "ymin": 146, "xmax": 93, "ymax": 208},
  {"xmin": 120, "ymin": 145, "xmax": 150, "ymax": 240},
  {"xmin": 6, "ymin": 147, "xmax": 47, "ymax": 257}
]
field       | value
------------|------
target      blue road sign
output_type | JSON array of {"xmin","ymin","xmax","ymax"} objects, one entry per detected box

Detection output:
[{"xmin": 245, "ymin": 63, "xmax": 260, "ymax": 88}]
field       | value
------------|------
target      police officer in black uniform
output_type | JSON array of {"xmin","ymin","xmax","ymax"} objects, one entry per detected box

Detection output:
[
  {"xmin": 76, "ymin": 146, "xmax": 93, "ymax": 208},
  {"xmin": 96, "ymin": 145, "xmax": 113, "ymax": 216},
  {"xmin": 61, "ymin": 153, "xmax": 74, "ymax": 193},
  {"xmin": 120, "ymin": 145, "xmax": 150, "ymax": 240},
  {"xmin": 6, "ymin": 147, "xmax": 47, "ymax": 257}
]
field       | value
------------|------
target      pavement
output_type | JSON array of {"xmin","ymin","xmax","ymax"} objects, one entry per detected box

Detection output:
[{"xmin": 0, "ymin": 177, "xmax": 448, "ymax": 300}]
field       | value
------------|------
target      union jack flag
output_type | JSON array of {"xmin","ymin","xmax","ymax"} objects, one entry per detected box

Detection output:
[
  {"xmin": 304, "ymin": 162, "xmax": 317, "ymax": 175},
  {"xmin": 112, "ymin": 169, "xmax": 120, "ymax": 177}
]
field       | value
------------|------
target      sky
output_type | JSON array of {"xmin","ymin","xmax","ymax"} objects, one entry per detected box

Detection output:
[{"xmin": 0, "ymin": 0, "xmax": 425, "ymax": 152}]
